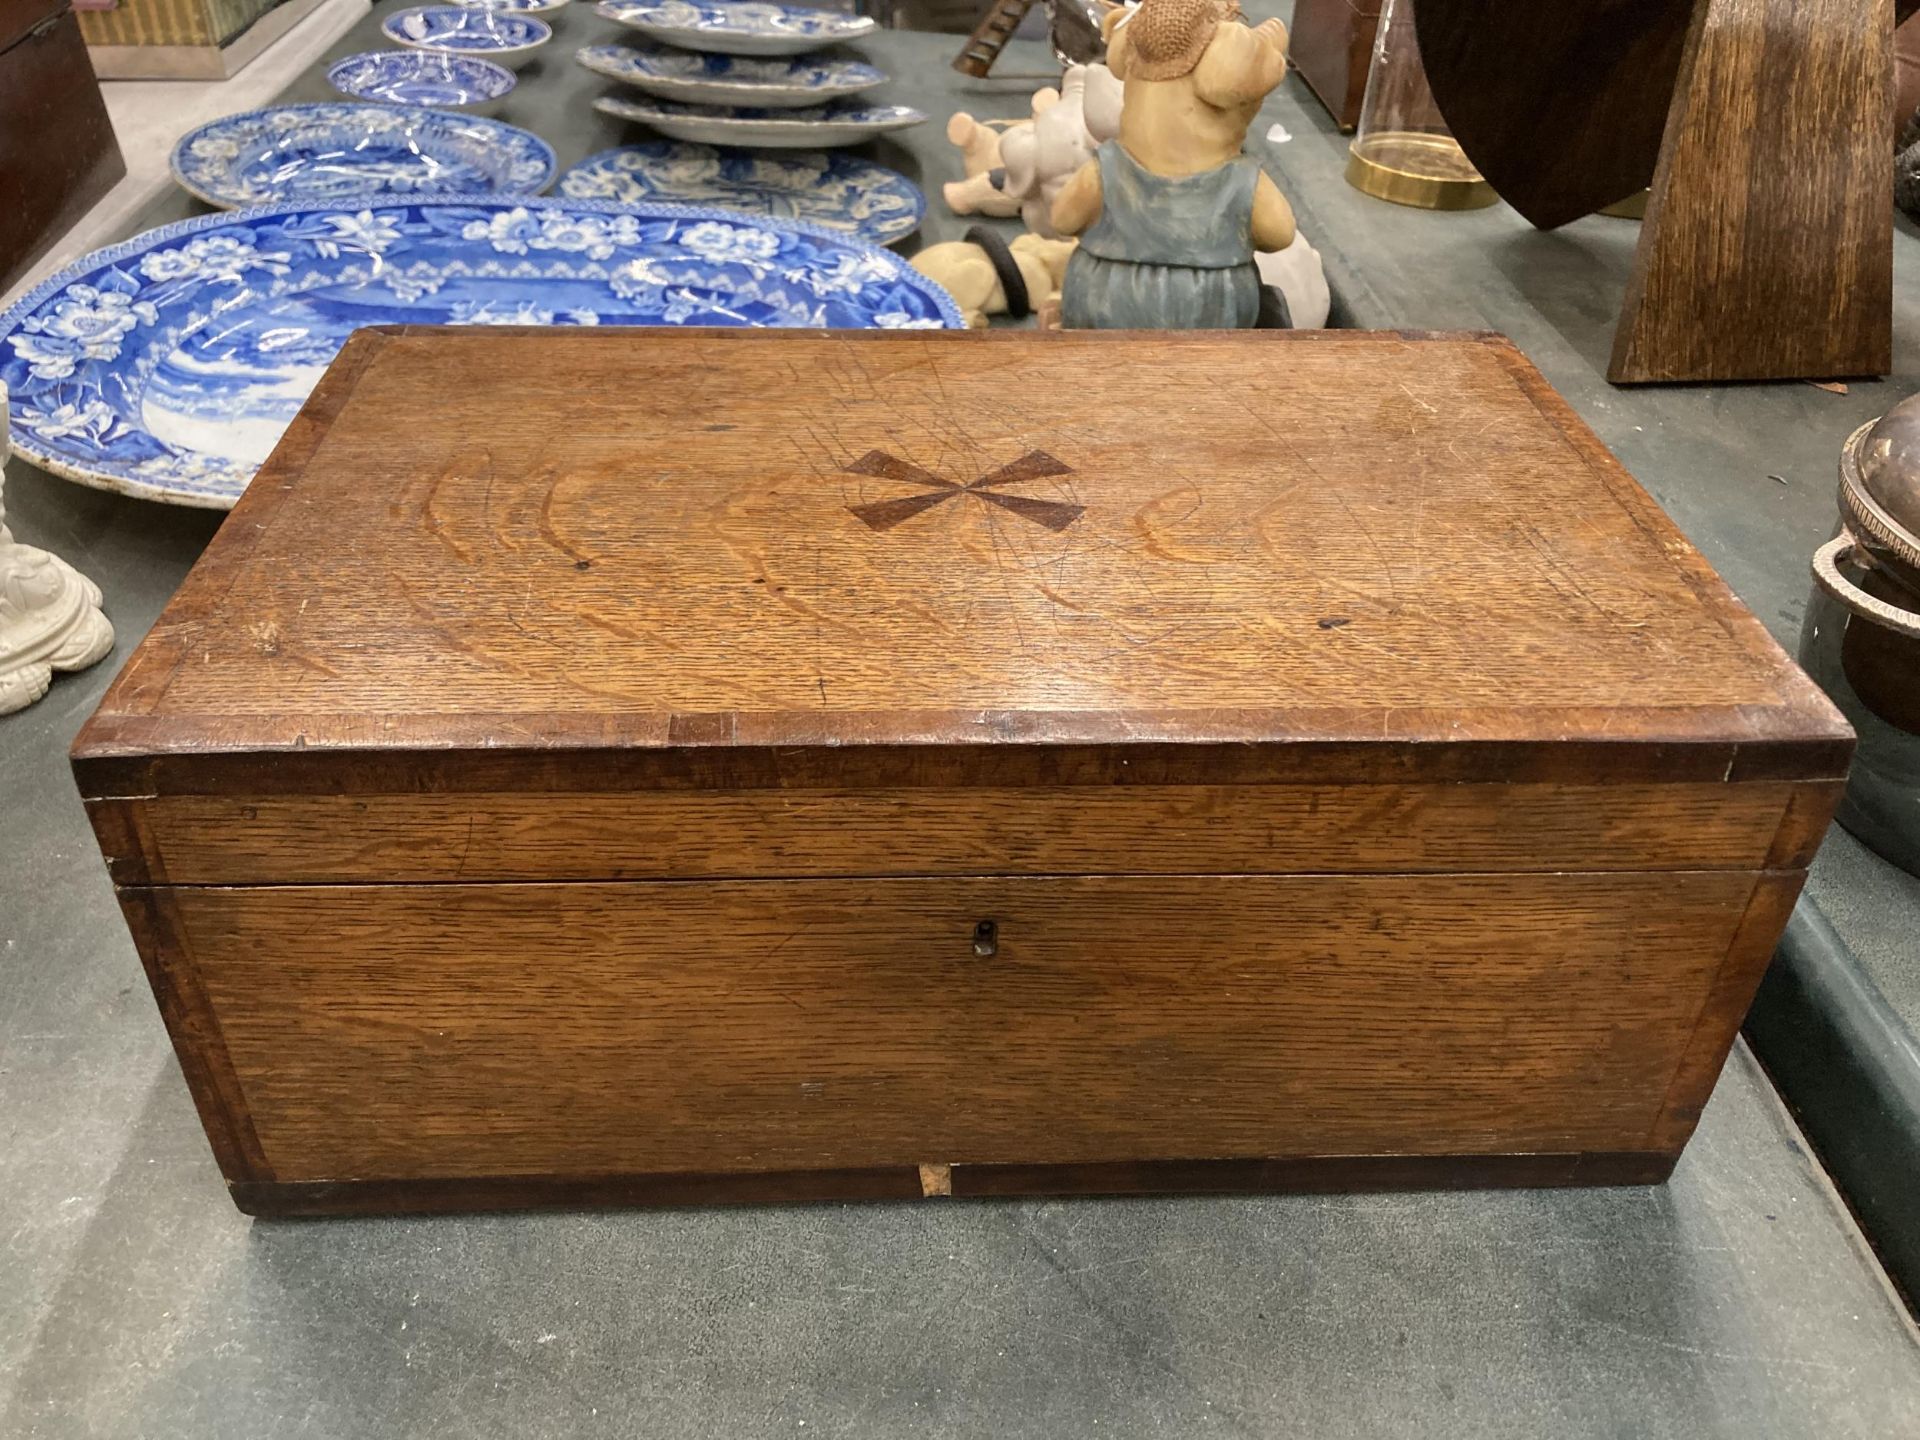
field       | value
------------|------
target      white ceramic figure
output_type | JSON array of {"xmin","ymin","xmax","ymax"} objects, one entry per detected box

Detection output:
[
  {"xmin": 0, "ymin": 386, "xmax": 114, "ymax": 715},
  {"xmin": 1256, "ymin": 233, "xmax": 1331, "ymax": 329},
  {"xmin": 1000, "ymin": 63, "xmax": 1123, "ymax": 238}
]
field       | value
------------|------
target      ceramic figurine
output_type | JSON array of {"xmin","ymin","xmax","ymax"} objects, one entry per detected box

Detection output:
[
  {"xmin": 0, "ymin": 386, "xmax": 113, "ymax": 715},
  {"xmin": 1052, "ymin": 0, "xmax": 1295, "ymax": 328},
  {"xmin": 1001, "ymin": 63, "xmax": 1123, "ymax": 237},
  {"xmin": 941, "ymin": 64, "xmax": 1122, "ymax": 232},
  {"xmin": 942, "ymin": 112, "xmax": 1023, "ymax": 218},
  {"xmin": 911, "ymin": 231, "xmax": 1077, "ymax": 327}
]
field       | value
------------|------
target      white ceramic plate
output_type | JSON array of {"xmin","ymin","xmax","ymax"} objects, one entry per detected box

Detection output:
[
  {"xmin": 594, "ymin": 93, "xmax": 924, "ymax": 147},
  {"xmin": 596, "ymin": 0, "xmax": 874, "ymax": 56}
]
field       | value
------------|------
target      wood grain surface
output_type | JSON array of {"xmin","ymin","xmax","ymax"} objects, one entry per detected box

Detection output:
[
  {"xmin": 162, "ymin": 871, "xmax": 1764, "ymax": 1183},
  {"xmin": 100, "ymin": 781, "xmax": 1804, "ymax": 884},
  {"xmin": 1610, "ymin": 0, "xmax": 1894, "ymax": 382},
  {"xmin": 71, "ymin": 329, "xmax": 1848, "ymax": 796}
]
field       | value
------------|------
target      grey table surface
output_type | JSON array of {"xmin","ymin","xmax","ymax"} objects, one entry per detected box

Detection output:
[{"xmin": 4, "ymin": 5, "xmax": 1920, "ymax": 1436}]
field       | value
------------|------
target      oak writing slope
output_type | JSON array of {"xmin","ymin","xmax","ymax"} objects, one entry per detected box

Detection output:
[{"xmin": 74, "ymin": 329, "xmax": 1851, "ymax": 1216}]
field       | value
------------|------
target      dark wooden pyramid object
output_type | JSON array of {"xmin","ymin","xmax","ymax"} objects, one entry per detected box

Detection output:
[{"xmin": 1418, "ymin": 0, "xmax": 1896, "ymax": 384}]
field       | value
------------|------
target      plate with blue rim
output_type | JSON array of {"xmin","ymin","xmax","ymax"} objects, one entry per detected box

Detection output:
[
  {"xmin": 326, "ymin": 50, "xmax": 518, "ymax": 112},
  {"xmin": 597, "ymin": 0, "xmax": 874, "ymax": 56},
  {"xmin": 170, "ymin": 103, "xmax": 555, "ymax": 209},
  {"xmin": 559, "ymin": 142, "xmax": 923, "ymax": 246},
  {"xmin": 0, "ymin": 197, "xmax": 961, "ymax": 508},
  {"xmin": 441, "ymin": 0, "xmax": 569, "ymax": 13},
  {"xmin": 595, "ymin": 93, "xmax": 924, "ymax": 148},
  {"xmin": 382, "ymin": 6, "xmax": 552, "ymax": 67},
  {"xmin": 575, "ymin": 41, "xmax": 884, "ymax": 108}
]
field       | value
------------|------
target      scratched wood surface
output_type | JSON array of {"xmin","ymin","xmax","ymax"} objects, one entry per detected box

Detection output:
[
  {"xmin": 71, "ymin": 329, "xmax": 1847, "ymax": 795},
  {"xmin": 161, "ymin": 871, "xmax": 1761, "ymax": 1182}
]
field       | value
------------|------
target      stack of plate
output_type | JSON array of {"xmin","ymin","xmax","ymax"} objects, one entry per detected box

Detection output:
[{"xmin": 578, "ymin": 1, "xmax": 928, "ymax": 230}]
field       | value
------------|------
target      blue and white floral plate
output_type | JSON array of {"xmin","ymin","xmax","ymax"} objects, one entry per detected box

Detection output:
[
  {"xmin": 442, "ymin": 0, "xmax": 568, "ymax": 12},
  {"xmin": 595, "ymin": 94, "xmax": 924, "ymax": 148},
  {"xmin": 560, "ymin": 143, "xmax": 922, "ymax": 245},
  {"xmin": 171, "ymin": 103, "xmax": 555, "ymax": 208},
  {"xmin": 382, "ymin": 6, "xmax": 552, "ymax": 67},
  {"xmin": 575, "ymin": 42, "xmax": 884, "ymax": 108},
  {"xmin": 0, "ymin": 198, "xmax": 960, "ymax": 508},
  {"xmin": 597, "ymin": 0, "xmax": 873, "ymax": 56},
  {"xmin": 326, "ymin": 51, "xmax": 518, "ymax": 113}
]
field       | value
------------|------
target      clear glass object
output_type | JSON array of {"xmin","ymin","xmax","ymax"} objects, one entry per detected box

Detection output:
[{"xmin": 1345, "ymin": 0, "xmax": 1497, "ymax": 210}]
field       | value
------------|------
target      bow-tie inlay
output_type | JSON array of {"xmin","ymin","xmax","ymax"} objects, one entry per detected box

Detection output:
[{"xmin": 843, "ymin": 450, "xmax": 1085, "ymax": 533}]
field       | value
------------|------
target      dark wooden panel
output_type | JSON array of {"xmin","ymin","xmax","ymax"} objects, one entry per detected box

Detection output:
[
  {"xmin": 1289, "ymin": 0, "xmax": 1381, "ymax": 132},
  {"xmin": 230, "ymin": 1150, "xmax": 1677, "ymax": 1218},
  {"xmin": 0, "ymin": 3, "xmax": 125, "ymax": 291},
  {"xmin": 161, "ymin": 872, "xmax": 1763, "ymax": 1184},
  {"xmin": 1418, "ymin": 0, "xmax": 1689, "ymax": 229}
]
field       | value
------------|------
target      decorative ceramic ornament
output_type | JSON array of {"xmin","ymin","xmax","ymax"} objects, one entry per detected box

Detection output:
[
  {"xmin": 595, "ymin": 94, "xmax": 924, "ymax": 148},
  {"xmin": 171, "ymin": 103, "xmax": 555, "ymax": 208},
  {"xmin": 1053, "ymin": 0, "xmax": 1294, "ymax": 328},
  {"xmin": 559, "ymin": 143, "xmax": 923, "ymax": 245},
  {"xmin": 911, "ymin": 231, "xmax": 1076, "ymax": 328},
  {"xmin": 597, "ymin": 0, "xmax": 874, "ymax": 56},
  {"xmin": 575, "ymin": 42, "xmax": 885, "ymax": 108},
  {"xmin": 0, "ymin": 198, "xmax": 961, "ymax": 508},
  {"xmin": 0, "ymin": 385, "xmax": 113, "ymax": 715},
  {"xmin": 1001, "ymin": 62, "xmax": 1123, "ymax": 237}
]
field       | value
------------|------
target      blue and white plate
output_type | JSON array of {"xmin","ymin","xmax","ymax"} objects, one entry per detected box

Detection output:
[
  {"xmin": 595, "ymin": 94, "xmax": 923, "ymax": 148},
  {"xmin": 0, "ymin": 198, "xmax": 960, "ymax": 507},
  {"xmin": 560, "ymin": 143, "xmax": 922, "ymax": 245},
  {"xmin": 575, "ymin": 41, "xmax": 884, "ymax": 108},
  {"xmin": 170, "ymin": 103, "xmax": 555, "ymax": 209},
  {"xmin": 382, "ymin": 6, "xmax": 552, "ymax": 67},
  {"xmin": 442, "ymin": 0, "xmax": 568, "ymax": 12},
  {"xmin": 326, "ymin": 51, "xmax": 518, "ymax": 113},
  {"xmin": 597, "ymin": 0, "xmax": 873, "ymax": 56}
]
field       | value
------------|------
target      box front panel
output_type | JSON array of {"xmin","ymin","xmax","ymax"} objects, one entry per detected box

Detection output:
[
  {"xmin": 163, "ymin": 872, "xmax": 1760, "ymax": 1183},
  {"xmin": 105, "ymin": 782, "xmax": 1799, "ymax": 885}
]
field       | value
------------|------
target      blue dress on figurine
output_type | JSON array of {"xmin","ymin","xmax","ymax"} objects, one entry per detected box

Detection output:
[{"xmin": 1060, "ymin": 141, "xmax": 1264, "ymax": 330}]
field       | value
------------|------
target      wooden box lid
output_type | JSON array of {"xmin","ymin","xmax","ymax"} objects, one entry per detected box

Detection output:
[{"xmin": 72, "ymin": 328, "xmax": 1850, "ymax": 797}]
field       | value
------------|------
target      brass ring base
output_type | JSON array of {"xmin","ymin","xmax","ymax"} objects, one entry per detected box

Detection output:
[{"xmin": 1345, "ymin": 132, "xmax": 1498, "ymax": 211}]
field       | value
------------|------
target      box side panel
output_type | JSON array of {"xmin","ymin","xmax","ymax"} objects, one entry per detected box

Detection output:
[
  {"xmin": 113, "ymin": 887, "xmax": 272, "ymax": 1186},
  {"xmin": 156, "ymin": 871, "xmax": 1761, "ymax": 1184}
]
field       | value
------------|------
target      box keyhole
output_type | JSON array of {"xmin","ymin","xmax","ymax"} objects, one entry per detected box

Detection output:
[{"xmin": 972, "ymin": 920, "xmax": 998, "ymax": 958}]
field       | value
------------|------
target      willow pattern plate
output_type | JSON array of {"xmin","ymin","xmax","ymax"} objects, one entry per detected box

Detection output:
[
  {"xmin": 596, "ymin": 0, "xmax": 874, "ymax": 56},
  {"xmin": 575, "ymin": 42, "xmax": 885, "ymax": 108},
  {"xmin": 559, "ymin": 143, "xmax": 922, "ymax": 245},
  {"xmin": 594, "ymin": 94, "xmax": 924, "ymax": 147},
  {"xmin": 169, "ymin": 103, "xmax": 555, "ymax": 208},
  {"xmin": 0, "ymin": 197, "xmax": 960, "ymax": 508}
]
